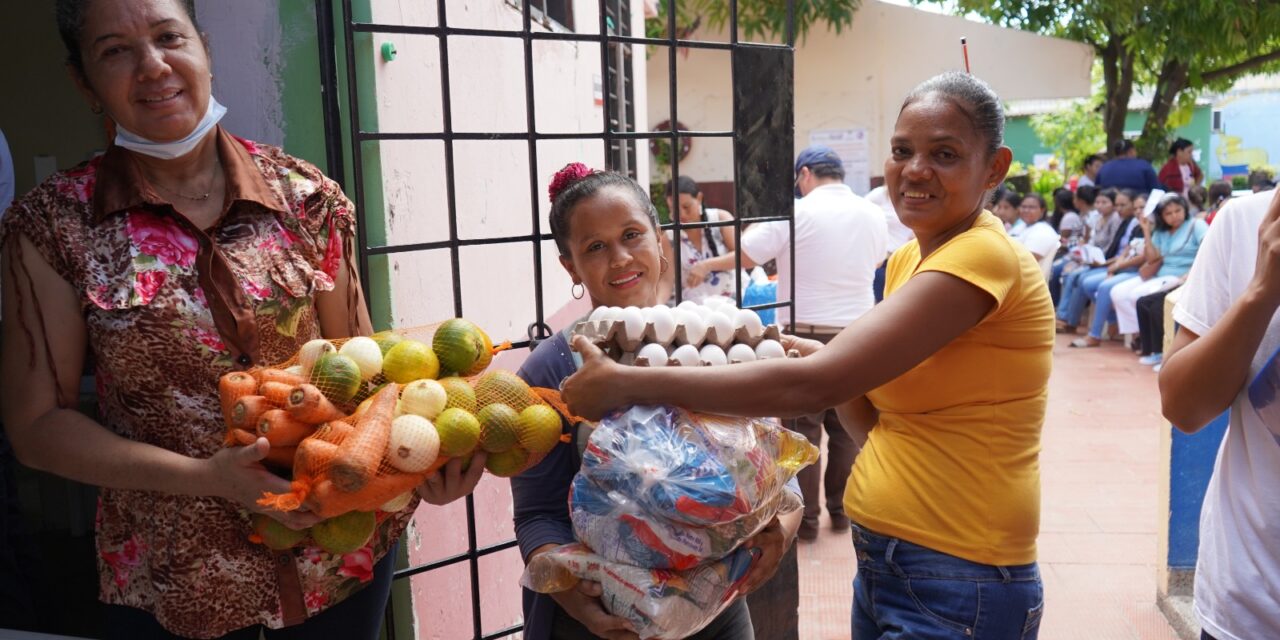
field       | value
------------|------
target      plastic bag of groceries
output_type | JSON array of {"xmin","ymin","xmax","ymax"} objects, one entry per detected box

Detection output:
[
  {"xmin": 570, "ymin": 405, "xmax": 817, "ymax": 570},
  {"xmin": 523, "ymin": 542, "xmax": 756, "ymax": 640}
]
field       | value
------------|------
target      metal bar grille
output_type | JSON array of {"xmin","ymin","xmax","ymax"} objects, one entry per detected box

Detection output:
[{"xmin": 319, "ymin": 1, "xmax": 796, "ymax": 637}]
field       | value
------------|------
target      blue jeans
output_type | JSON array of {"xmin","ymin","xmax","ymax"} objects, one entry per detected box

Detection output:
[
  {"xmin": 1088, "ymin": 272, "xmax": 1139, "ymax": 339},
  {"xmin": 1048, "ymin": 258, "xmax": 1068, "ymax": 306},
  {"xmin": 851, "ymin": 524, "xmax": 1043, "ymax": 639},
  {"xmin": 1057, "ymin": 266, "xmax": 1104, "ymax": 326}
]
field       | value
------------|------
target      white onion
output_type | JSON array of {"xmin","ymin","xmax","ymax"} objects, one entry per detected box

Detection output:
[
  {"xmin": 339, "ymin": 336, "xmax": 384, "ymax": 380},
  {"xmin": 699, "ymin": 344, "xmax": 728, "ymax": 366},
  {"xmin": 670, "ymin": 344, "xmax": 701, "ymax": 367},
  {"xmin": 755, "ymin": 339, "xmax": 786, "ymax": 360},
  {"xmin": 637, "ymin": 343, "xmax": 669, "ymax": 367}
]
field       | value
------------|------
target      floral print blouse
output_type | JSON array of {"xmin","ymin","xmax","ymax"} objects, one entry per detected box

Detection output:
[{"xmin": 1, "ymin": 128, "xmax": 413, "ymax": 638}]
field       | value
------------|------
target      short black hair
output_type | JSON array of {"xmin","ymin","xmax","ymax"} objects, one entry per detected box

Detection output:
[
  {"xmin": 1075, "ymin": 185, "xmax": 1099, "ymax": 207},
  {"xmin": 664, "ymin": 175, "xmax": 700, "ymax": 198},
  {"xmin": 1082, "ymin": 154, "xmax": 1104, "ymax": 169},
  {"xmin": 996, "ymin": 189, "xmax": 1022, "ymax": 209},
  {"xmin": 56, "ymin": 0, "xmax": 202, "ymax": 74},
  {"xmin": 1021, "ymin": 193, "xmax": 1047, "ymax": 214},
  {"xmin": 1153, "ymin": 194, "xmax": 1190, "ymax": 233},
  {"xmin": 1098, "ymin": 187, "xmax": 1119, "ymax": 205},
  {"xmin": 1168, "ymin": 138, "xmax": 1194, "ymax": 157},
  {"xmin": 1111, "ymin": 139, "xmax": 1135, "ymax": 157},
  {"xmin": 902, "ymin": 71, "xmax": 1005, "ymax": 157},
  {"xmin": 549, "ymin": 170, "xmax": 659, "ymax": 257}
]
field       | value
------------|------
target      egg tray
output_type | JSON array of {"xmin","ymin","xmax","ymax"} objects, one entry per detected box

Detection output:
[{"xmin": 572, "ymin": 320, "xmax": 789, "ymax": 366}]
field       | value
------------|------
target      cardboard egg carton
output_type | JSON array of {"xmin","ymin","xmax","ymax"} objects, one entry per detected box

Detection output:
[
  {"xmin": 573, "ymin": 320, "xmax": 795, "ymax": 367},
  {"xmin": 574, "ymin": 319, "xmax": 782, "ymax": 353}
]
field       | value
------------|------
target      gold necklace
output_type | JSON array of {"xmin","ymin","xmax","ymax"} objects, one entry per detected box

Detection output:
[{"xmin": 149, "ymin": 164, "xmax": 222, "ymax": 202}]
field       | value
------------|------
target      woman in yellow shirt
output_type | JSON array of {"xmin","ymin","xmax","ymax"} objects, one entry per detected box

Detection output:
[{"xmin": 563, "ymin": 72, "xmax": 1054, "ymax": 639}]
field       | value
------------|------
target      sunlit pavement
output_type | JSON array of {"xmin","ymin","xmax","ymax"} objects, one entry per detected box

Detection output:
[{"xmin": 796, "ymin": 334, "xmax": 1181, "ymax": 639}]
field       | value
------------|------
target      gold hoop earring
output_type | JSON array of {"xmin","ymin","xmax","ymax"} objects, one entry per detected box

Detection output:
[
  {"xmin": 571, "ymin": 282, "xmax": 585, "ymax": 300},
  {"xmin": 90, "ymin": 104, "xmax": 104, "ymax": 115},
  {"xmin": 659, "ymin": 256, "xmax": 670, "ymax": 275}
]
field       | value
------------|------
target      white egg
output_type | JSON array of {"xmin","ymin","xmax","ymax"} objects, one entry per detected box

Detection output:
[
  {"xmin": 670, "ymin": 344, "xmax": 701, "ymax": 367},
  {"xmin": 704, "ymin": 295, "xmax": 735, "ymax": 311},
  {"xmin": 755, "ymin": 339, "xmax": 786, "ymax": 360},
  {"xmin": 677, "ymin": 300, "xmax": 701, "ymax": 313},
  {"xmin": 692, "ymin": 304, "xmax": 715, "ymax": 321},
  {"xmin": 618, "ymin": 306, "xmax": 646, "ymax": 343},
  {"xmin": 706, "ymin": 311, "xmax": 734, "ymax": 347},
  {"xmin": 699, "ymin": 344, "xmax": 728, "ymax": 366},
  {"xmin": 732, "ymin": 309, "xmax": 765, "ymax": 340},
  {"xmin": 637, "ymin": 343, "xmax": 669, "ymax": 367},
  {"xmin": 673, "ymin": 309, "xmax": 707, "ymax": 346},
  {"xmin": 727, "ymin": 343, "xmax": 757, "ymax": 363},
  {"xmin": 648, "ymin": 306, "xmax": 677, "ymax": 345},
  {"xmin": 589, "ymin": 306, "xmax": 611, "ymax": 324}
]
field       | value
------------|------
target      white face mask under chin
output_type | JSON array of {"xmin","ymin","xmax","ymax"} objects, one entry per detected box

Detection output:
[{"xmin": 114, "ymin": 98, "xmax": 228, "ymax": 160}]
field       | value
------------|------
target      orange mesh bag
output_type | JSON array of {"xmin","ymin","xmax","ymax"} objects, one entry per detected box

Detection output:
[{"xmin": 216, "ymin": 318, "xmax": 572, "ymax": 528}]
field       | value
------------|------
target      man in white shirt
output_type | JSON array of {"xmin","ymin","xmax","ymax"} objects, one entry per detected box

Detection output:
[
  {"xmin": 1161, "ymin": 188, "xmax": 1280, "ymax": 640},
  {"xmin": 865, "ymin": 185, "xmax": 913, "ymax": 302},
  {"xmin": 691, "ymin": 145, "xmax": 888, "ymax": 539}
]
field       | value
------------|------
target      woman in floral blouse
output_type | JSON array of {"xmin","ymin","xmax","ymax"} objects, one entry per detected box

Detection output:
[{"xmin": 0, "ymin": 0, "xmax": 483, "ymax": 638}]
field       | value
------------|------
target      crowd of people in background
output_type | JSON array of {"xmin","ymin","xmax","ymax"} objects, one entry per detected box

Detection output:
[{"xmin": 986, "ymin": 137, "xmax": 1245, "ymax": 371}]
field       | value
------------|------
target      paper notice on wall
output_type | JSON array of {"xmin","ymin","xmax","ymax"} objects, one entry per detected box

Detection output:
[{"xmin": 808, "ymin": 128, "xmax": 870, "ymax": 195}]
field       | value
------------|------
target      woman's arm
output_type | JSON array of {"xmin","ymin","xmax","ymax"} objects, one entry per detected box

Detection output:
[
  {"xmin": 1160, "ymin": 192, "xmax": 1280, "ymax": 432},
  {"xmin": 1, "ymin": 235, "xmax": 319, "ymax": 529},
  {"xmin": 315, "ymin": 248, "xmax": 373, "ymax": 339},
  {"xmin": 563, "ymin": 269, "xmax": 995, "ymax": 419},
  {"xmin": 834, "ymin": 395, "xmax": 877, "ymax": 448}
]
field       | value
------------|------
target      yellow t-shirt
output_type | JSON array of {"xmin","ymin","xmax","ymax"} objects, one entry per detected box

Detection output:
[{"xmin": 843, "ymin": 211, "xmax": 1054, "ymax": 566}]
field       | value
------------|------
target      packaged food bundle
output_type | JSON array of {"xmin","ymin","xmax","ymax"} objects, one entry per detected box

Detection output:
[
  {"xmin": 574, "ymin": 297, "xmax": 795, "ymax": 368},
  {"xmin": 523, "ymin": 543, "xmax": 756, "ymax": 640},
  {"xmin": 216, "ymin": 319, "xmax": 573, "ymax": 546},
  {"xmin": 570, "ymin": 405, "xmax": 816, "ymax": 570}
]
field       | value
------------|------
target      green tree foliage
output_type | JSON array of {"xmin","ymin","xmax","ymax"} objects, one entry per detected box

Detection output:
[
  {"xmin": 1030, "ymin": 97, "xmax": 1107, "ymax": 182},
  {"xmin": 915, "ymin": 0, "xmax": 1280, "ymax": 160},
  {"xmin": 646, "ymin": 0, "xmax": 860, "ymax": 43}
]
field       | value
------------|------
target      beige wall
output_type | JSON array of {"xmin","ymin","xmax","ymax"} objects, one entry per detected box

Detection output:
[
  {"xmin": 365, "ymin": 0, "xmax": 647, "ymax": 634},
  {"xmin": 0, "ymin": 3, "xmax": 108, "ymax": 198},
  {"xmin": 648, "ymin": 0, "xmax": 1094, "ymax": 185}
]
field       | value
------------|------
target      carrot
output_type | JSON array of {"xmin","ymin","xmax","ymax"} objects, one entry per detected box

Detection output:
[
  {"xmin": 231, "ymin": 396, "xmax": 273, "ymax": 430},
  {"xmin": 255, "ymin": 368, "xmax": 305, "ymax": 387},
  {"xmin": 329, "ymin": 383, "xmax": 400, "ymax": 493},
  {"xmin": 219, "ymin": 372, "xmax": 259, "ymax": 424},
  {"xmin": 309, "ymin": 473, "xmax": 419, "ymax": 519},
  {"xmin": 256, "ymin": 409, "xmax": 316, "ymax": 447},
  {"xmin": 259, "ymin": 381, "xmax": 294, "ymax": 408},
  {"xmin": 313, "ymin": 420, "xmax": 355, "ymax": 445},
  {"xmin": 264, "ymin": 445, "xmax": 298, "ymax": 469},
  {"xmin": 228, "ymin": 428, "xmax": 258, "ymax": 446},
  {"xmin": 286, "ymin": 384, "xmax": 347, "ymax": 423},
  {"xmin": 294, "ymin": 437, "xmax": 341, "ymax": 478}
]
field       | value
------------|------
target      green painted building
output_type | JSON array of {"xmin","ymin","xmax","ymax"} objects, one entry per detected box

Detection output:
[{"xmin": 1006, "ymin": 105, "xmax": 1214, "ymax": 175}]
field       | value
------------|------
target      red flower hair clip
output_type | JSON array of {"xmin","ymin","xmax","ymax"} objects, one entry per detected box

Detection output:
[{"xmin": 548, "ymin": 162, "xmax": 596, "ymax": 203}]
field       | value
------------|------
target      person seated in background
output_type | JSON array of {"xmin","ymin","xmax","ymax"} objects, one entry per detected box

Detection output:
[
  {"xmin": 1157, "ymin": 138, "xmax": 1203, "ymax": 198},
  {"xmin": 1098, "ymin": 139, "xmax": 1159, "ymax": 192},
  {"xmin": 1249, "ymin": 170, "xmax": 1276, "ymax": 193},
  {"xmin": 1108, "ymin": 194, "xmax": 1207, "ymax": 352},
  {"xmin": 1014, "ymin": 194, "xmax": 1059, "ymax": 279},
  {"xmin": 1075, "ymin": 185, "xmax": 1102, "ymax": 243},
  {"xmin": 1066, "ymin": 191, "xmax": 1147, "ymax": 345},
  {"xmin": 994, "ymin": 188, "xmax": 1024, "ymax": 234},
  {"xmin": 1077, "ymin": 153, "xmax": 1104, "ymax": 188},
  {"xmin": 1205, "ymin": 180, "xmax": 1234, "ymax": 224},
  {"xmin": 1053, "ymin": 187, "xmax": 1120, "ymax": 310},
  {"xmin": 1051, "ymin": 187, "xmax": 1083, "ymax": 245},
  {"xmin": 1188, "ymin": 184, "xmax": 1208, "ymax": 218},
  {"xmin": 666, "ymin": 176, "xmax": 734, "ymax": 305}
]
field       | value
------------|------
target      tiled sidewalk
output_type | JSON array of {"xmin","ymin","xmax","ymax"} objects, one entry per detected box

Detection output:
[{"xmin": 796, "ymin": 334, "xmax": 1180, "ymax": 639}]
